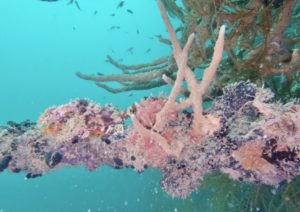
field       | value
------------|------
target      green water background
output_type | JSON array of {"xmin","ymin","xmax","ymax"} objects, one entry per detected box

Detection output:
[{"xmin": 0, "ymin": 0, "xmax": 213, "ymax": 211}]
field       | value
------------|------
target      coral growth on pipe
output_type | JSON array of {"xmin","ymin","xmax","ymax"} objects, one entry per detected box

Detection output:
[
  {"xmin": 1, "ymin": 82, "xmax": 299, "ymax": 198},
  {"xmin": 1, "ymin": 0, "xmax": 300, "ymax": 199}
]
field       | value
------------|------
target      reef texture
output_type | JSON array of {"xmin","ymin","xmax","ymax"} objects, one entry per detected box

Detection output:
[
  {"xmin": 1, "ymin": 0, "xmax": 299, "ymax": 198},
  {"xmin": 1, "ymin": 82, "xmax": 299, "ymax": 198}
]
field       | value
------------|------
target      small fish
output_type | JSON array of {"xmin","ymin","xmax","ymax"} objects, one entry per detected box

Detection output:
[
  {"xmin": 125, "ymin": 47, "xmax": 134, "ymax": 54},
  {"xmin": 117, "ymin": 1, "xmax": 124, "ymax": 9},
  {"xmin": 136, "ymin": 29, "xmax": 140, "ymax": 34},
  {"xmin": 128, "ymin": 93, "xmax": 133, "ymax": 97},
  {"xmin": 108, "ymin": 26, "xmax": 121, "ymax": 31},
  {"xmin": 97, "ymin": 72, "xmax": 104, "ymax": 76},
  {"xmin": 175, "ymin": 26, "xmax": 184, "ymax": 33},
  {"xmin": 74, "ymin": 0, "xmax": 80, "ymax": 10},
  {"xmin": 67, "ymin": 0, "xmax": 81, "ymax": 10},
  {"xmin": 72, "ymin": 26, "xmax": 76, "ymax": 30},
  {"xmin": 144, "ymin": 48, "xmax": 151, "ymax": 54},
  {"xmin": 126, "ymin": 9, "xmax": 133, "ymax": 14},
  {"xmin": 155, "ymin": 35, "xmax": 172, "ymax": 45},
  {"xmin": 93, "ymin": 10, "xmax": 98, "ymax": 15},
  {"xmin": 40, "ymin": 0, "xmax": 81, "ymax": 10},
  {"xmin": 111, "ymin": 13, "xmax": 116, "ymax": 16}
]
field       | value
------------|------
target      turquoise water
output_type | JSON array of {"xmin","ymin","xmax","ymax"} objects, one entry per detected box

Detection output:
[{"xmin": 0, "ymin": 1, "xmax": 211, "ymax": 211}]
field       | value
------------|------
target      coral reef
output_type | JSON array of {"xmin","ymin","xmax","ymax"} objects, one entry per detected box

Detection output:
[
  {"xmin": 1, "ymin": 82, "xmax": 299, "ymax": 198},
  {"xmin": 1, "ymin": 0, "xmax": 299, "ymax": 201}
]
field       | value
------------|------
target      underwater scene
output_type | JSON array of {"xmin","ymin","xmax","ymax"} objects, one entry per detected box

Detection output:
[{"xmin": 0, "ymin": 0, "xmax": 300, "ymax": 211}]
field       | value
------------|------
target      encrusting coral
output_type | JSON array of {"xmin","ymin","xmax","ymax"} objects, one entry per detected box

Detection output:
[
  {"xmin": 0, "ymin": 84, "xmax": 299, "ymax": 197},
  {"xmin": 0, "ymin": 0, "xmax": 300, "ymax": 199}
]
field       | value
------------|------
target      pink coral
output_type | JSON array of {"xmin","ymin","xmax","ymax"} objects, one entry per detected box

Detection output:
[
  {"xmin": 130, "ymin": 0, "xmax": 225, "ymax": 157},
  {"xmin": 132, "ymin": 97, "xmax": 168, "ymax": 128}
]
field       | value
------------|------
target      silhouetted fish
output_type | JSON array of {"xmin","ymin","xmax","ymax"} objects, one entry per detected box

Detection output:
[
  {"xmin": 144, "ymin": 48, "xmax": 151, "ymax": 54},
  {"xmin": 175, "ymin": 26, "xmax": 184, "ymax": 33},
  {"xmin": 65, "ymin": 0, "xmax": 81, "ymax": 10},
  {"xmin": 126, "ymin": 47, "xmax": 134, "ymax": 54},
  {"xmin": 117, "ymin": 1, "xmax": 125, "ymax": 9},
  {"xmin": 126, "ymin": 9, "xmax": 133, "ymax": 14},
  {"xmin": 155, "ymin": 35, "xmax": 172, "ymax": 45},
  {"xmin": 40, "ymin": 0, "xmax": 81, "ymax": 10},
  {"xmin": 108, "ymin": 26, "xmax": 121, "ymax": 31}
]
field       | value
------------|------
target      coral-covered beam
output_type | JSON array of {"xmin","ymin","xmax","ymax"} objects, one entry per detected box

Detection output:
[
  {"xmin": 1, "ymin": 0, "xmax": 299, "ymax": 200},
  {"xmin": 1, "ymin": 82, "xmax": 299, "ymax": 198}
]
